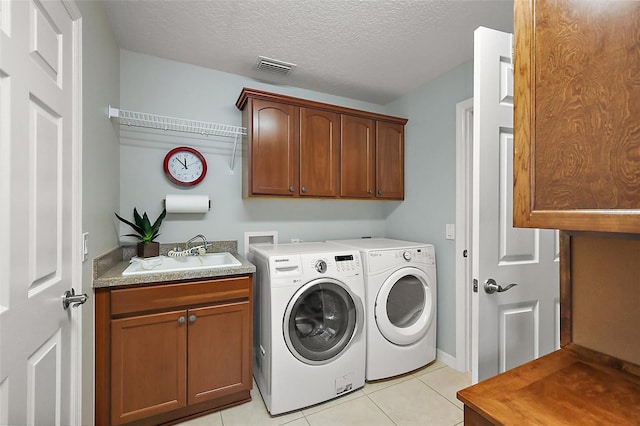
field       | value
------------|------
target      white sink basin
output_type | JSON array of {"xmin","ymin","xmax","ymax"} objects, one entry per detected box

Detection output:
[{"xmin": 122, "ymin": 252, "xmax": 241, "ymax": 276}]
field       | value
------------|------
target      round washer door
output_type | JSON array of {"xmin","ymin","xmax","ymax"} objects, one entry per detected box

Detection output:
[
  {"xmin": 374, "ymin": 267, "xmax": 434, "ymax": 346},
  {"xmin": 283, "ymin": 278, "xmax": 363, "ymax": 365}
]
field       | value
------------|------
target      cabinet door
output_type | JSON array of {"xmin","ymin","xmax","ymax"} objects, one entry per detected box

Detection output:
[
  {"xmin": 340, "ymin": 115, "xmax": 375, "ymax": 198},
  {"xmin": 376, "ymin": 121, "xmax": 404, "ymax": 199},
  {"xmin": 300, "ymin": 107, "xmax": 340, "ymax": 197},
  {"xmin": 187, "ymin": 301, "xmax": 252, "ymax": 405},
  {"xmin": 514, "ymin": 0, "xmax": 640, "ymax": 232},
  {"xmin": 250, "ymin": 99, "xmax": 298, "ymax": 196},
  {"xmin": 111, "ymin": 310, "xmax": 187, "ymax": 425}
]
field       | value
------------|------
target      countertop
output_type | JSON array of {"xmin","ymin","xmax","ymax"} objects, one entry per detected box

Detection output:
[
  {"xmin": 93, "ymin": 241, "xmax": 255, "ymax": 288},
  {"xmin": 457, "ymin": 346, "xmax": 640, "ymax": 425}
]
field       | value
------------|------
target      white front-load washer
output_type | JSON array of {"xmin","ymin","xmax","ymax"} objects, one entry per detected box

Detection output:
[
  {"xmin": 329, "ymin": 238, "xmax": 437, "ymax": 381},
  {"xmin": 248, "ymin": 242, "xmax": 366, "ymax": 415}
]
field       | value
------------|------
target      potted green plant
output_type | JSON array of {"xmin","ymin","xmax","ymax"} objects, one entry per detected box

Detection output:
[{"xmin": 115, "ymin": 208, "xmax": 167, "ymax": 258}]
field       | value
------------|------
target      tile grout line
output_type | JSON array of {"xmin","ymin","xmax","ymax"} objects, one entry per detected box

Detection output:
[{"xmin": 362, "ymin": 392, "xmax": 400, "ymax": 426}]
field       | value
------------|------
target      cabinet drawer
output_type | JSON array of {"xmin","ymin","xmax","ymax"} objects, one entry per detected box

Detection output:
[{"xmin": 111, "ymin": 276, "xmax": 251, "ymax": 316}]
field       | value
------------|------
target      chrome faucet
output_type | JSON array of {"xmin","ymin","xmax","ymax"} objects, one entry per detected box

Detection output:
[{"xmin": 186, "ymin": 234, "xmax": 209, "ymax": 250}]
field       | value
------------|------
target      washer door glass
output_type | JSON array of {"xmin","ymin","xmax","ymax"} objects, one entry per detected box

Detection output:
[
  {"xmin": 284, "ymin": 279, "xmax": 360, "ymax": 365},
  {"xmin": 375, "ymin": 267, "xmax": 434, "ymax": 346}
]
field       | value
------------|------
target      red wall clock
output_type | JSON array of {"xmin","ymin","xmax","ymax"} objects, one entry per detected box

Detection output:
[{"xmin": 163, "ymin": 146, "xmax": 207, "ymax": 187}]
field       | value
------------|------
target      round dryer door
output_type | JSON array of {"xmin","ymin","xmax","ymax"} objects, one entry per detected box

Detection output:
[
  {"xmin": 283, "ymin": 278, "xmax": 363, "ymax": 365},
  {"xmin": 375, "ymin": 267, "xmax": 434, "ymax": 346}
]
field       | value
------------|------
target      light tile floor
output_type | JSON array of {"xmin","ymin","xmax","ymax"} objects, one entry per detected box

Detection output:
[{"xmin": 179, "ymin": 360, "xmax": 471, "ymax": 426}]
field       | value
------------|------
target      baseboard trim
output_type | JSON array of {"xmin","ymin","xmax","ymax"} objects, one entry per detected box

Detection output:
[{"xmin": 436, "ymin": 349, "xmax": 458, "ymax": 370}]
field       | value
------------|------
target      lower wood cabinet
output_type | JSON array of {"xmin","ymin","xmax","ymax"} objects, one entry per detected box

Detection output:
[{"xmin": 96, "ymin": 275, "xmax": 253, "ymax": 426}]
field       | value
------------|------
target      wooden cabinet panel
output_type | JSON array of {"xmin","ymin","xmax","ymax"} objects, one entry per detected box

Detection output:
[
  {"xmin": 110, "ymin": 310, "xmax": 187, "ymax": 425},
  {"xmin": 96, "ymin": 274, "xmax": 253, "ymax": 425},
  {"xmin": 376, "ymin": 121, "xmax": 404, "ymax": 200},
  {"xmin": 250, "ymin": 99, "xmax": 297, "ymax": 196},
  {"xmin": 110, "ymin": 276, "xmax": 250, "ymax": 316},
  {"xmin": 299, "ymin": 107, "xmax": 340, "ymax": 197},
  {"xmin": 237, "ymin": 88, "xmax": 407, "ymax": 200},
  {"xmin": 340, "ymin": 115, "xmax": 375, "ymax": 198},
  {"xmin": 187, "ymin": 301, "xmax": 252, "ymax": 405},
  {"xmin": 514, "ymin": 0, "xmax": 640, "ymax": 232}
]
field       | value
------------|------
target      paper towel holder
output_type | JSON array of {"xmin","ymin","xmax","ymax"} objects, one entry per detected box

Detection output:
[{"xmin": 164, "ymin": 194, "xmax": 211, "ymax": 213}]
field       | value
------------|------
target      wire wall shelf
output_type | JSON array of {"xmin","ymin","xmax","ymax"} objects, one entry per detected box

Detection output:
[{"xmin": 108, "ymin": 105, "xmax": 247, "ymax": 173}]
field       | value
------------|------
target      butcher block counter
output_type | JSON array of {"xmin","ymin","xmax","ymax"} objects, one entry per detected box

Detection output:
[{"xmin": 457, "ymin": 346, "xmax": 640, "ymax": 425}]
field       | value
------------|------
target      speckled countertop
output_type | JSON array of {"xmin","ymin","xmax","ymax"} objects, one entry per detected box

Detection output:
[{"xmin": 93, "ymin": 240, "xmax": 255, "ymax": 289}]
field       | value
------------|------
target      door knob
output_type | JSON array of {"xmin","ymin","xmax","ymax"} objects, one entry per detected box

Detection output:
[
  {"xmin": 484, "ymin": 278, "xmax": 518, "ymax": 294},
  {"xmin": 62, "ymin": 288, "xmax": 88, "ymax": 310}
]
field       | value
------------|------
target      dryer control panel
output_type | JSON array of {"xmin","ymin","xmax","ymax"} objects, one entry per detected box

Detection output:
[{"xmin": 367, "ymin": 246, "xmax": 435, "ymax": 273}]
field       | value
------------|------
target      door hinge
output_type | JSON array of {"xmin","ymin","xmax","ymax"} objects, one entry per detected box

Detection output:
[{"xmin": 473, "ymin": 279, "xmax": 478, "ymax": 293}]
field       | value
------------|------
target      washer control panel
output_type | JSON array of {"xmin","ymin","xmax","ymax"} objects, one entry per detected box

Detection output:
[
  {"xmin": 334, "ymin": 254, "xmax": 360, "ymax": 273},
  {"xmin": 304, "ymin": 252, "xmax": 362, "ymax": 276}
]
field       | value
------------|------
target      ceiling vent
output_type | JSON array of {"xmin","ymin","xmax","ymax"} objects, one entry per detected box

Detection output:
[{"xmin": 256, "ymin": 56, "xmax": 296, "ymax": 75}]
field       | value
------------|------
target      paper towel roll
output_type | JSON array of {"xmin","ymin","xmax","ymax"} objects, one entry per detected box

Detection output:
[{"xmin": 165, "ymin": 194, "xmax": 210, "ymax": 213}]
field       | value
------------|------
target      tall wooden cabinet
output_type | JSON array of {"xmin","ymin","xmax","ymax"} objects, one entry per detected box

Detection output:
[
  {"xmin": 96, "ymin": 276, "xmax": 253, "ymax": 425},
  {"xmin": 513, "ymin": 0, "xmax": 640, "ymax": 232},
  {"xmin": 236, "ymin": 88, "xmax": 407, "ymax": 200}
]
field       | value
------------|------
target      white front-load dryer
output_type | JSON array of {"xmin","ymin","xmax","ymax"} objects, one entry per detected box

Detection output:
[
  {"xmin": 248, "ymin": 242, "xmax": 366, "ymax": 414},
  {"xmin": 329, "ymin": 238, "xmax": 437, "ymax": 381}
]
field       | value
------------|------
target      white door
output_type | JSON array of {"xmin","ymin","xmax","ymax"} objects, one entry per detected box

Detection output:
[
  {"xmin": 0, "ymin": 1, "xmax": 82, "ymax": 424},
  {"xmin": 471, "ymin": 27, "xmax": 559, "ymax": 383}
]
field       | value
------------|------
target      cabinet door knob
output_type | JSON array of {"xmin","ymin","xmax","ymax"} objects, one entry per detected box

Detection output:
[
  {"xmin": 301, "ymin": 186, "xmax": 307, "ymax": 193},
  {"xmin": 189, "ymin": 314, "xmax": 196, "ymax": 323},
  {"xmin": 378, "ymin": 190, "xmax": 383, "ymax": 196},
  {"xmin": 178, "ymin": 316, "xmax": 185, "ymax": 324},
  {"xmin": 289, "ymin": 186, "xmax": 295, "ymax": 192},
  {"xmin": 368, "ymin": 189, "xmax": 374, "ymax": 195}
]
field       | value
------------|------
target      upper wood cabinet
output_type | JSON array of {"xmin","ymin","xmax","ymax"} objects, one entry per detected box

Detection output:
[
  {"xmin": 237, "ymin": 88, "xmax": 407, "ymax": 200},
  {"xmin": 514, "ymin": 0, "xmax": 640, "ymax": 232},
  {"xmin": 247, "ymin": 99, "xmax": 298, "ymax": 196},
  {"xmin": 340, "ymin": 115, "xmax": 375, "ymax": 198},
  {"xmin": 376, "ymin": 121, "xmax": 405, "ymax": 199},
  {"xmin": 300, "ymin": 107, "xmax": 340, "ymax": 197}
]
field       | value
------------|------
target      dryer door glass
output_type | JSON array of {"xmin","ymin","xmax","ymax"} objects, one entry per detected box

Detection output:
[
  {"xmin": 387, "ymin": 275, "xmax": 425, "ymax": 327},
  {"xmin": 375, "ymin": 267, "xmax": 434, "ymax": 346},
  {"xmin": 284, "ymin": 280, "xmax": 358, "ymax": 365}
]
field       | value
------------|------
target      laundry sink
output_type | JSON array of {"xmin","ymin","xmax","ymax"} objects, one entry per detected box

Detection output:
[{"xmin": 122, "ymin": 252, "xmax": 241, "ymax": 276}]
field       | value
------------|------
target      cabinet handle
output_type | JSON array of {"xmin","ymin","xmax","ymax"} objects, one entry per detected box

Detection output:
[
  {"xmin": 189, "ymin": 314, "xmax": 196, "ymax": 323},
  {"xmin": 289, "ymin": 186, "xmax": 295, "ymax": 192},
  {"xmin": 301, "ymin": 186, "xmax": 307, "ymax": 193},
  {"xmin": 178, "ymin": 316, "xmax": 185, "ymax": 324},
  {"xmin": 368, "ymin": 189, "xmax": 374, "ymax": 195},
  {"xmin": 377, "ymin": 190, "xmax": 383, "ymax": 196}
]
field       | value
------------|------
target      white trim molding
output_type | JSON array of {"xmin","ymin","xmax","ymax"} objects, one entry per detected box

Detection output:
[{"xmin": 455, "ymin": 97, "xmax": 473, "ymax": 373}]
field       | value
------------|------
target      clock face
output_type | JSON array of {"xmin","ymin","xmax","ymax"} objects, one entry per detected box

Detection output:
[{"xmin": 163, "ymin": 147, "xmax": 207, "ymax": 187}]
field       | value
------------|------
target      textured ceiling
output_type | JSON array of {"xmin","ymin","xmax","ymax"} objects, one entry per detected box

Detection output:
[{"xmin": 102, "ymin": 0, "xmax": 514, "ymax": 105}]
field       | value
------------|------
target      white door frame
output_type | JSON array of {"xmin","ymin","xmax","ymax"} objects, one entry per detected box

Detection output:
[
  {"xmin": 63, "ymin": 1, "xmax": 84, "ymax": 423},
  {"xmin": 455, "ymin": 97, "xmax": 473, "ymax": 373}
]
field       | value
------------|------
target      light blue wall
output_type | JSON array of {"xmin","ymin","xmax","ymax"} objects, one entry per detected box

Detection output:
[
  {"xmin": 117, "ymin": 50, "xmax": 473, "ymax": 358},
  {"xmin": 385, "ymin": 61, "xmax": 473, "ymax": 357},
  {"xmin": 118, "ymin": 50, "xmax": 389, "ymax": 254}
]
